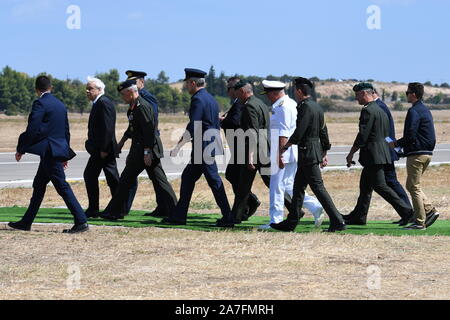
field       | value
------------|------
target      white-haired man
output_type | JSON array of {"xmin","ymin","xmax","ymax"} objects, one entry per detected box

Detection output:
[
  {"xmin": 83, "ymin": 76, "xmax": 120, "ymax": 218},
  {"xmin": 260, "ymin": 80, "xmax": 324, "ymax": 230}
]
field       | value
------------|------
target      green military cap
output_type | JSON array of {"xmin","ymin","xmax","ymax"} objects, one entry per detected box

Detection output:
[
  {"xmin": 233, "ymin": 80, "xmax": 250, "ymax": 90},
  {"xmin": 117, "ymin": 79, "xmax": 136, "ymax": 92},
  {"xmin": 353, "ymin": 82, "xmax": 374, "ymax": 92}
]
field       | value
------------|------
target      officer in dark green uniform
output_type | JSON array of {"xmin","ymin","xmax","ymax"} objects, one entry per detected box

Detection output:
[
  {"xmin": 273, "ymin": 77, "xmax": 346, "ymax": 232},
  {"xmin": 343, "ymin": 83, "xmax": 413, "ymax": 225},
  {"xmin": 100, "ymin": 80, "xmax": 176, "ymax": 220},
  {"xmin": 228, "ymin": 81, "xmax": 296, "ymax": 223}
]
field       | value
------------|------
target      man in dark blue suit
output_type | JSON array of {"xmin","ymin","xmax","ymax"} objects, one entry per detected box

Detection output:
[
  {"xmin": 8, "ymin": 76, "xmax": 88, "ymax": 233},
  {"xmin": 163, "ymin": 68, "xmax": 234, "ymax": 227}
]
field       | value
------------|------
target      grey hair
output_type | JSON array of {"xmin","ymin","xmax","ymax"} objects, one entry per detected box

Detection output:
[
  {"xmin": 124, "ymin": 84, "xmax": 139, "ymax": 92},
  {"xmin": 87, "ymin": 76, "xmax": 105, "ymax": 93},
  {"xmin": 189, "ymin": 77, "xmax": 206, "ymax": 87},
  {"xmin": 242, "ymin": 83, "xmax": 253, "ymax": 94}
]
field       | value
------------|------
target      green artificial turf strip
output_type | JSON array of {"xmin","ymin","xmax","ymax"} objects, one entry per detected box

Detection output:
[{"xmin": 0, "ymin": 206, "xmax": 448, "ymax": 236}]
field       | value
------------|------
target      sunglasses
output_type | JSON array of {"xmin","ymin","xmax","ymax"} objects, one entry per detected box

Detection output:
[{"xmin": 406, "ymin": 91, "xmax": 414, "ymax": 95}]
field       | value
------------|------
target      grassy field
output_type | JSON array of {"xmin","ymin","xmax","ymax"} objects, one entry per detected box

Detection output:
[
  {"xmin": 1, "ymin": 207, "xmax": 450, "ymax": 236},
  {"xmin": 0, "ymin": 112, "xmax": 449, "ymax": 300}
]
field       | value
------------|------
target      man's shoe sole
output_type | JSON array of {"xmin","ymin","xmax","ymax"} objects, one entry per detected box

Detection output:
[{"xmin": 425, "ymin": 213, "xmax": 439, "ymax": 228}]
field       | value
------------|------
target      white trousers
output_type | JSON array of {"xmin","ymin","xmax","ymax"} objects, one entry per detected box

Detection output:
[{"xmin": 269, "ymin": 162, "xmax": 323, "ymax": 224}]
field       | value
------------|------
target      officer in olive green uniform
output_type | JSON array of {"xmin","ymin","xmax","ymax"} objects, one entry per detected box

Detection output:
[
  {"xmin": 343, "ymin": 83, "xmax": 413, "ymax": 225},
  {"xmin": 273, "ymin": 77, "xmax": 345, "ymax": 232},
  {"xmin": 100, "ymin": 80, "xmax": 176, "ymax": 220},
  {"xmin": 228, "ymin": 81, "xmax": 295, "ymax": 223}
]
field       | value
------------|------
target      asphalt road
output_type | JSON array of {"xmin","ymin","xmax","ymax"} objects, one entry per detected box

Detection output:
[{"xmin": 1, "ymin": 144, "xmax": 449, "ymax": 188}]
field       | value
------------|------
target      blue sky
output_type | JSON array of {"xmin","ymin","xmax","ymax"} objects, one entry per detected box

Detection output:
[{"xmin": 1, "ymin": 0, "xmax": 449, "ymax": 83}]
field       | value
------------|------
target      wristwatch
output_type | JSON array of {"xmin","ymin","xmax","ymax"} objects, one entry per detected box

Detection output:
[{"xmin": 144, "ymin": 150, "xmax": 151, "ymax": 155}]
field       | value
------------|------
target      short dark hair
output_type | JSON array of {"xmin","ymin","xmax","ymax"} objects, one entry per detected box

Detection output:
[
  {"xmin": 295, "ymin": 81, "xmax": 315, "ymax": 97},
  {"xmin": 408, "ymin": 82, "xmax": 424, "ymax": 100},
  {"xmin": 35, "ymin": 75, "xmax": 52, "ymax": 91}
]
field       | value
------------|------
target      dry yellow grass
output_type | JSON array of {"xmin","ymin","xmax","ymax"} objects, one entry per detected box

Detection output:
[
  {"xmin": 1, "ymin": 110, "xmax": 449, "ymax": 153},
  {"xmin": 0, "ymin": 226, "xmax": 449, "ymax": 300}
]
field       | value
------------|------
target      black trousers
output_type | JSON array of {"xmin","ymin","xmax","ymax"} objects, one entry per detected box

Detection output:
[
  {"xmin": 104, "ymin": 155, "xmax": 177, "ymax": 217},
  {"xmin": 231, "ymin": 163, "xmax": 294, "ymax": 222},
  {"xmin": 225, "ymin": 163, "xmax": 259, "ymax": 212},
  {"xmin": 384, "ymin": 163, "xmax": 412, "ymax": 208},
  {"xmin": 288, "ymin": 162, "xmax": 344, "ymax": 227},
  {"xmin": 350, "ymin": 164, "xmax": 413, "ymax": 222},
  {"xmin": 83, "ymin": 154, "xmax": 120, "ymax": 212}
]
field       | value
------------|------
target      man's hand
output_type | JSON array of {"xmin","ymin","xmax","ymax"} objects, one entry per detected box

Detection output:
[
  {"xmin": 15, "ymin": 152, "xmax": 23, "ymax": 162},
  {"xmin": 100, "ymin": 152, "xmax": 108, "ymax": 159},
  {"xmin": 320, "ymin": 155, "xmax": 329, "ymax": 169},
  {"xmin": 170, "ymin": 145, "xmax": 181, "ymax": 157},
  {"xmin": 144, "ymin": 154, "xmax": 152, "ymax": 167},
  {"xmin": 219, "ymin": 115, "xmax": 225, "ymax": 122},
  {"xmin": 388, "ymin": 141, "xmax": 396, "ymax": 148},
  {"xmin": 63, "ymin": 161, "xmax": 69, "ymax": 170}
]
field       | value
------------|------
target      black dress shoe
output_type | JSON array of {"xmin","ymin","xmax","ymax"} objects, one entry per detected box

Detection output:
[
  {"xmin": 99, "ymin": 212, "xmax": 123, "ymax": 221},
  {"xmin": 342, "ymin": 213, "xmax": 366, "ymax": 225},
  {"xmin": 323, "ymin": 223, "xmax": 347, "ymax": 233},
  {"xmin": 63, "ymin": 223, "xmax": 89, "ymax": 234},
  {"xmin": 161, "ymin": 217, "xmax": 186, "ymax": 225},
  {"xmin": 8, "ymin": 221, "xmax": 31, "ymax": 231},
  {"xmin": 247, "ymin": 199, "xmax": 261, "ymax": 219},
  {"xmin": 85, "ymin": 209, "xmax": 100, "ymax": 218},
  {"xmin": 425, "ymin": 210, "xmax": 439, "ymax": 228},
  {"xmin": 215, "ymin": 218, "xmax": 234, "ymax": 228},
  {"xmin": 398, "ymin": 215, "xmax": 414, "ymax": 227},
  {"xmin": 144, "ymin": 210, "xmax": 167, "ymax": 217},
  {"xmin": 270, "ymin": 219, "xmax": 298, "ymax": 232}
]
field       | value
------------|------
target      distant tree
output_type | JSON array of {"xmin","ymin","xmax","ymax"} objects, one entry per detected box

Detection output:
[
  {"xmin": 393, "ymin": 101, "xmax": 404, "ymax": 111},
  {"xmin": 309, "ymin": 76, "xmax": 320, "ymax": 82},
  {"xmin": 156, "ymin": 70, "xmax": 169, "ymax": 84},
  {"xmin": 319, "ymin": 97, "xmax": 337, "ymax": 112},
  {"xmin": 391, "ymin": 91, "xmax": 399, "ymax": 102},
  {"xmin": 96, "ymin": 69, "xmax": 120, "ymax": 104},
  {"xmin": 440, "ymin": 82, "xmax": 450, "ymax": 88},
  {"xmin": 424, "ymin": 81, "xmax": 433, "ymax": 87},
  {"xmin": 206, "ymin": 66, "xmax": 216, "ymax": 95}
]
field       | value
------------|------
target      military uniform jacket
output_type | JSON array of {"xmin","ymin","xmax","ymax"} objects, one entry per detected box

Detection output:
[
  {"xmin": 123, "ymin": 96, "xmax": 163, "ymax": 160},
  {"xmin": 288, "ymin": 98, "xmax": 331, "ymax": 166},
  {"xmin": 186, "ymin": 88, "xmax": 223, "ymax": 158},
  {"xmin": 355, "ymin": 101, "xmax": 391, "ymax": 167},
  {"xmin": 240, "ymin": 95, "xmax": 270, "ymax": 164},
  {"xmin": 85, "ymin": 95, "xmax": 118, "ymax": 157}
]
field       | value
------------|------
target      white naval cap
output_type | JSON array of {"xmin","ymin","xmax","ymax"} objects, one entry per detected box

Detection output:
[{"xmin": 261, "ymin": 80, "xmax": 286, "ymax": 94}]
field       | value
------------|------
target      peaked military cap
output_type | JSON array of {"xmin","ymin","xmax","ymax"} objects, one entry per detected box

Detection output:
[
  {"xmin": 117, "ymin": 79, "xmax": 137, "ymax": 92},
  {"xmin": 353, "ymin": 82, "xmax": 374, "ymax": 92},
  {"xmin": 233, "ymin": 80, "xmax": 250, "ymax": 90},
  {"xmin": 184, "ymin": 68, "xmax": 207, "ymax": 80},
  {"xmin": 125, "ymin": 70, "xmax": 147, "ymax": 80},
  {"xmin": 293, "ymin": 77, "xmax": 313, "ymax": 88},
  {"xmin": 261, "ymin": 80, "xmax": 286, "ymax": 94}
]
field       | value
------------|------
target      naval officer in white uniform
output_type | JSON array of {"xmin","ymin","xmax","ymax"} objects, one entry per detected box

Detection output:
[{"xmin": 259, "ymin": 80, "xmax": 324, "ymax": 230}]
